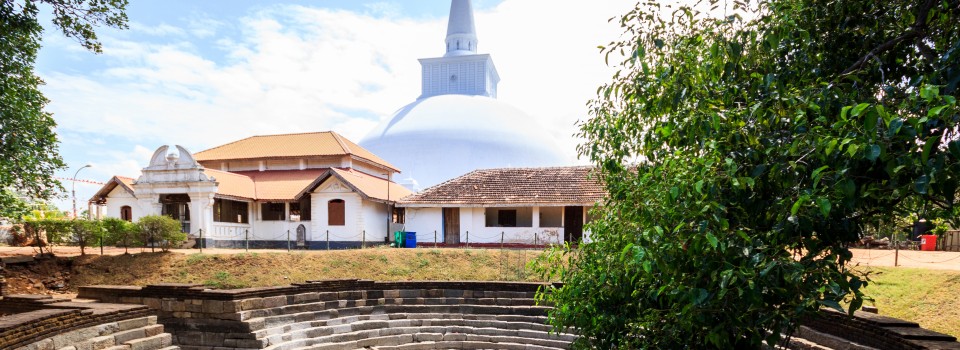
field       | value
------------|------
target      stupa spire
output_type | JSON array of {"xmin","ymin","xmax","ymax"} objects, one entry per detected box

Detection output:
[{"xmin": 444, "ymin": 0, "xmax": 478, "ymax": 57}]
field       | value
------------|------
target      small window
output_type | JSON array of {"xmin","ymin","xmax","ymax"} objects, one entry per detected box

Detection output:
[
  {"xmin": 261, "ymin": 202, "xmax": 285, "ymax": 221},
  {"xmin": 120, "ymin": 206, "xmax": 132, "ymax": 222},
  {"xmin": 498, "ymin": 210, "xmax": 517, "ymax": 227},
  {"xmin": 392, "ymin": 207, "xmax": 405, "ymax": 224},
  {"xmin": 328, "ymin": 199, "xmax": 345, "ymax": 226}
]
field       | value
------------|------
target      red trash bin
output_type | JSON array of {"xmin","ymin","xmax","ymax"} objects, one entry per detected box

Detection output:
[{"xmin": 920, "ymin": 234, "xmax": 938, "ymax": 251}]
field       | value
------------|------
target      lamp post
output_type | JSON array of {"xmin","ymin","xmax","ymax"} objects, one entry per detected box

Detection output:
[{"xmin": 72, "ymin": 164, "xmax": 92, "ymax": 219}]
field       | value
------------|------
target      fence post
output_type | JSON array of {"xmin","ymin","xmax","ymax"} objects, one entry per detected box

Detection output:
[
  {"xmin": 362, "ymin": 230, "xmax": 366, "ymax": 249},
  {"xmin": 501, "ymin": 231, "xmax": 504, "ymax": 250},
  {"xmin": 326, "ymin": 230, "xmax": 330, "ymax": 250},
  {"xmin": 245, "ymin": 229, "xmax": 249, "ymax": 252},
  {"xmin": 466, "ymin": 231, "xmax": 469, "ymax": 248},
  {"xmin": 199, "ymin": 228, "xmax": 203, "ymax": 253},
  {"xmin": 287, "ymin": 230, "xmax": 291, "ymax": 252},
  {"xmin": 100, "ymin": 228, "xmax": 104, "ymax": 255}
]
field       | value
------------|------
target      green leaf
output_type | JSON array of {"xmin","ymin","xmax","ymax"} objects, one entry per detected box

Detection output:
[
  {"xmin": 928, "ymin": 105, "xmax": 949, "ymax": 117},
  {"xmin": 825, "ymin": 139, "xmax": 838, "ymax": 155},
  {"xmin": 865, "ymin": 144, "xmax": 881, "ymax": 161},
  {"xmin": 846, "ymin": 143, "xmax": 859, "ymax": 158},
  {"xmin": 887, "ymin": 118, "xmax": 903, "ymax": 136},
  {"xmin": 818, "ymin": 299, "xmax": 845, "ymax": 314},
  {"xmin": 670, "ymin": 186, "xmax": 680, "ymax": 200},
  {"xmin": 922, "ymin": 139, "xmax": 936, "ymax": 164},
  {"xmin": 840, "ymin": 106, "xmax": 852, "ymax": 120},
  {"xmin": 705, "ymin": 233, "xmax": 718, "ymax": 248},
  {"xmin": 791, "ymin": 197, "xmax": 804, "ymax": 216},
  {"xmin": 851, "ymin": 103, "xmax": 870, "ymax": 117},
  {"xmin": 915, "ymin": 175, "xmax": 930, "ymax": 194},
  {"xmin": 816, "ymin": 198, "xmax": 831, "ymax": 217},
  {"xmin": 920, "ymin": 85, "xmax": 939, "ymax": 100},
  {"xmin": 695, "ymin": 180, "xmax": 704, "ymax": 194}
]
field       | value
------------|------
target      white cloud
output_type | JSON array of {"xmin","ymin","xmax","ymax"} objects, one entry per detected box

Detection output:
[{"xmin": 42, "ymin": 1, "xmax": 637, "ymax": 208}]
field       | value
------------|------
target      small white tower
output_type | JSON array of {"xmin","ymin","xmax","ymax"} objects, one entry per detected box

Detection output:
[
  {"xmin": 444, "ymin": 0, "xmax": 478, "ymax": 56},
  {"xmin": 419, "ymin": 0, "xmax": 500, "ymax": 99}
]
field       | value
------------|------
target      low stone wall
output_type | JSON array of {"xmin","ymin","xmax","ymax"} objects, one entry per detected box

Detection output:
[
  {"xmin": 0, "ymin": 294, "xmax": 177, "ymax": 350},
  {"xmin": 77, "ymin": 280, "xmax": 959, "ymax": 350}
]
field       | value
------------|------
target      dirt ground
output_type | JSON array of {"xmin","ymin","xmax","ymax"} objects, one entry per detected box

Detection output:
[
  {"xmin": 3, "ymin": 246, "xmax": 960, "ymax": 269},
  {"xmin": 848, "ymin": 248, "xmax": 960, "ymax": 271}
]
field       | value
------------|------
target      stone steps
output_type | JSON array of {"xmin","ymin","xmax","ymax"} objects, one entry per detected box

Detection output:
[
  {"xmin": 255, "ymin": 309, "xmax": 551, "ymax": 340},
  {"xmin": 261, "ymin": 322, "xmax": 574, "ymax": 350},
  {"xmin": 18, "ymin": 315, "xmax": 178, "ymax": 350}
]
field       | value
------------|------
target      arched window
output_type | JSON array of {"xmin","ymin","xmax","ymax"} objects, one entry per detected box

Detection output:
[
  {"xmin": 120, "ymin": 206, "xmax": 132, "ymax": 222},
  {"xmin": 328, "ymin": 199, "xmax": 345, "ymax": 226}
]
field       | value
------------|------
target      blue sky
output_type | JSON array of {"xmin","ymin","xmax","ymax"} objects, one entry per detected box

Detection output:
[{"xmin": 37, "ymin": 0, "xmax": 635, "ymax": 211}]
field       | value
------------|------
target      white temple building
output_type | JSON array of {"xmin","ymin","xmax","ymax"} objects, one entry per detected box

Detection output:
[
  {"xmin": 359, "ymin": 0, "xmax": 565, "ymax": 190},
  {"xmin": 89, "ymin": 132, "xmax": 412, "ymax": 249}
]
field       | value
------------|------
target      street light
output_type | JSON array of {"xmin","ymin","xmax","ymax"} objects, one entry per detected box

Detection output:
[{"xmin": 72, "ymin": 164, "xmax": 92, "ymax": 219}]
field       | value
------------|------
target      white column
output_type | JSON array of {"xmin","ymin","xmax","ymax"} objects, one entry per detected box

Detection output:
[{"xmin": 532, "ymin": 206, "xmax": 540, "ymax": 228}]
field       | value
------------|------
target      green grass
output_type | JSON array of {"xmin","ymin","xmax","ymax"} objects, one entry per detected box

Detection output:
[{"xmin": 859, "ymin": 267, "xmax": 960, "ymax": 337}]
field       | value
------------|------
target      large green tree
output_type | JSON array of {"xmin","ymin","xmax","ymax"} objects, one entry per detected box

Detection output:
[
  {"xmin": 538, "ymin": 0, "xmax": 959, "ymax": 348},
  {"xmin": 0, "ymin": 0, "xmax": 128, "ymax": 201}
]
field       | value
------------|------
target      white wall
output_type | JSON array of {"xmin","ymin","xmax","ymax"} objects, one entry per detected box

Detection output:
[
  {"xmin": 401, "ymin": 205, "xmax": 583, "ymax": 245},
  {"xmin": 402, "ymin": 207, "xmax": 444, "ymax": 245},
  {"xmin": 311, "ymin": 178, "xmax": 364, "ymax": 242},
  {"xmin": 103, "ymin": 187, "xmax": 142, "ymax": 222},
  {"xmin": 362, "ymin": 200, "xmax": 390, "ymax": 242}
]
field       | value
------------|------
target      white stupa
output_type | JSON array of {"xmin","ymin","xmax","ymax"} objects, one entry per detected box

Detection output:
[{"xmin": 359, "ymin": 0, "xmax": 565, "ymax": 190}]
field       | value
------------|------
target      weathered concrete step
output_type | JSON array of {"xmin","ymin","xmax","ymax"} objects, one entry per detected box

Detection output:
[
  {"xmin": 123, "ymin": 333, "xmax": 173, "ymax": 350},
  {"xmin": 250, "ymin": 303, "xmax": 550, "ymax": 331},
  {"xmin": 262, "ymin": 317, "xmax": 565, "ymax": 345},
  {"xmin": 254, "ymin": 312, "xmax": 552, "ymax": 341},
  {"xmin": 368, "ymin": 340, "xmax": 567, "ymax": 350},
  {"xmin": 247, "ymin": 297, "xmax": 538, "ymax": 322},
  {"xmin": 262, "ymin": 324, "xmax": 574, "ymax": 350}
]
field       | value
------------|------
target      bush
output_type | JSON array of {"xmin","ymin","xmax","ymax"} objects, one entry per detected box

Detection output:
[
  {"xmin": 70, "ymin": 219, "xmax": 102, "ymax": 255},
  {"xmin": 24, "ymin": 219, "xmax": 71, "ymax": 255},
  {"xmin": 102, "ymin": 217, "xmax": 139, "ymax": 253},
  {"xmin": 137, "ymin": 215, "xmax": 185, "ymax": 252}
]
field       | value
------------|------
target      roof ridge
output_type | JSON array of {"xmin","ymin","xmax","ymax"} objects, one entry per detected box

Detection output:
[
  {"xmin": 329, "ymin": 131, "xmax": 352, "ymax": 155},
  {"xmin": 194, "ymin": 131, "xmax": 338, "ymax": 155},
  {"xmin": 194, "ymin": 135, "xmax": 257, "ymax": 155}
]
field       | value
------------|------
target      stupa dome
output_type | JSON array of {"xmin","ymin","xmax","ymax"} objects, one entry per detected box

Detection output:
[{"xmin": 359, "ymin": 95, "xmax": 564, "ymax": 189}]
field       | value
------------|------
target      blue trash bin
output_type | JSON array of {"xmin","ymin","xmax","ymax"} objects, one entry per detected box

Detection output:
[{"xmin": 405, "ymin": 232, "xmax": 417, "ymax": 248}]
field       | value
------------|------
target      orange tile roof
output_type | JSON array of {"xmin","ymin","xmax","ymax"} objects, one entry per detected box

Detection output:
[
  {"xmin": 193, "ymin": 131, "xmax": 398, "ymax": 171},
  {"xmin": 95, "ymin": 168, "xmax": 410, "ymax": 203},
  {"xmin": 229, "ymin": 169, "xmax": 328, "ymax": 201},
  {"xmin": 204, "ymin": 169, "xmax": 256, "ymax": 200},
  {"xmin": 328, "ymin": 168, "xmax": 413, "ymax": 202},
  {"xmin": 398, "ymin": 166, "xmax": 605, "ymax": 207}
]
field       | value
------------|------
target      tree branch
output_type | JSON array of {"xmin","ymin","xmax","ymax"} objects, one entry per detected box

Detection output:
[{"xmin": 840, "ymin": 0, "xmax": 938, "ymax": 75}]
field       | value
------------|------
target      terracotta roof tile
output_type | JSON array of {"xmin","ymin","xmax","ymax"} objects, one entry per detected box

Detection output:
[
  {"xmin": 329, "ymin": 168, "xmax": 413, "ymax": 202},
  {"xmin": 228, "ymin": 169, "xmax": 328, "ymax": 201},
  {"xmin": 398, "ymin": 166, "xmax": 605, "ymax": 207},
  {"xmin": 193, "ymin": 131, "xmax": 398, "ymax": 171},
  {"xmin": 204, "ymin": 169, "xmax": 255, "ymax": 200}
]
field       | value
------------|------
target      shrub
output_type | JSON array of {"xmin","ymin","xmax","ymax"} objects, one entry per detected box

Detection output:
[
  {"xmin": 69, "ymin": 219, "xmax": 102, "ymax": 255},
  {"xmin": 102, "ymin": 217, "xmax": 139, "ymax": 254},
  {"xmin": 137, "ymin": 215, "xmax": 185, "ymax": 252}
]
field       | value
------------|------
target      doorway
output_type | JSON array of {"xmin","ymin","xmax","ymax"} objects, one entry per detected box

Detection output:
[
  {"xmin": 564, "ymin": 206, "xmax": 584, "ymax": 243},
  {"xmin": 160, "ymin": 194, "xmax": 191, "ymax": 233},
  {"xmin": 443, "ymin": 207, "xmax": 460, "ymax": 245}
]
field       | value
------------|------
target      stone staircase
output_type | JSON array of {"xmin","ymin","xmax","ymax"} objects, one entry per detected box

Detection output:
[
  {"xmin": 0, "ymin": 295, "xmax": 179, "ymax": 350},
  {"xmin": 79, "ymin": 281, "xmax": 573, "ymax": 350},
  {"xmin": 19, "ymin": 315, "xmax": 176, "ymax": 350}
]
